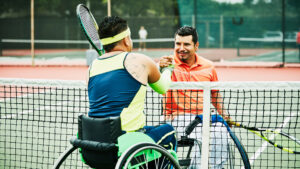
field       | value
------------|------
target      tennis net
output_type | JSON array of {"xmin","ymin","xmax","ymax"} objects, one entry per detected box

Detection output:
[{"xmin": 1, "ymin": 78, "xmax": 300, "ymax": 168}]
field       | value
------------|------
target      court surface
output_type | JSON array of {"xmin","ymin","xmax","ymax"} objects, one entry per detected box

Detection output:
[{"xmin": 1, "ymin": 48, "xmax": 300, "ymax": 168}]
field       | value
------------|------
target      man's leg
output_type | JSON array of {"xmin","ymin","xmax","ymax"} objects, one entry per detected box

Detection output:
[
  {"xmin": 143, "ymin": 42, "xmax": 146, "ymax": 51},
  {"xmin": 139, "ymin": 42, "xmax": 142, "ymax": 51},
  {"xmin": 143, "ymin": 124, "xmax": 177, "ymax": 150},
  {"xmin": 169, "ymin": 114, "xmax": 202, "ymax": 169},
  {"xmin": 168, "ymin": 115, "xmax": 229, "ymax": 169},
  {"xmin": 209, "ymin": 123, "xmax": 229, "ymax": 169}
]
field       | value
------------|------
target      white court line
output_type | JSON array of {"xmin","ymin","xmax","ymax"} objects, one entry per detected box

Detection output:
[
  {"xmin": 1, "ymin": 93, "xmax": 88, "ymax": 119},
  {"xmin": 0, "ymin": 89, "xmax": 50, "ymax": 119},
  {"xmin": 0, "ymin": 93, "xmax": 32, "ymax": 103},
  {"xmin": 241, "ymin": 112, "xmax": 296, "ymax": 169},
  {"xmin": 2, "ymin": 110, "xmax": 31, "ymax": 119},
  {"xmin": 1, "ymin": 92, "xmax": 34, "ymax": 118},
  {"xmin": 233, "ymin": 110, "xmax": 294, "ymax": 116},
  {"xmin": 257, "ymin": 51, "xmax": 296, "ymax": 61}
]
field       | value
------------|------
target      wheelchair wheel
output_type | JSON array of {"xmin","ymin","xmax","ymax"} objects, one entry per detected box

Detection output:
[
  {"xmin": 52, "ymin": 145, "xmax": 77, "ymax": 169},
  {"xmin": 115, "ymin": 142, "xmax": 180, "ymax": 169}
]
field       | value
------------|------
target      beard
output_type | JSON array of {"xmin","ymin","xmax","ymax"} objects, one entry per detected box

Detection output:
[{"xmin": 177, "ymin": 51, "xmax": 190, "ymax": 61}]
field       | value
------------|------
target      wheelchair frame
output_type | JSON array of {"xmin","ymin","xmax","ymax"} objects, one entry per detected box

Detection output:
[
  {"xmin": 52, "ymin": 131, "xmax": 181, "ymax": 169},
  {"xmin": 52, "ymin": 115, "xmax": 235, "ymax": 169}
]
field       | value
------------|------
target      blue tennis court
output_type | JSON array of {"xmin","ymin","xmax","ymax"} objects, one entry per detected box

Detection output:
[{"xmin": 231, "ymin": 50, "xmax": 300, "ymax": 63}]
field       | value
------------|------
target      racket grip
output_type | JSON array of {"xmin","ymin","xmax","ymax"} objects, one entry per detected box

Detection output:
[
  {"xmin": 228, "ymin": 120, "xmax": 240, "ymax": 127},
  {"xmin": 185, "ymin": 116, "xmax": 202, "ymax": 136}
]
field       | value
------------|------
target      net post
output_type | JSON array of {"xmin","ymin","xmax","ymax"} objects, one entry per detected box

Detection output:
[
  {"xmin": 31, "ymin": 0, "xmax": 35, "ymax": 66},
  {"xmin": 281, "ymin": 0, "xmax": 286, "ymax": 67},
  {"xmin": 107, "ymin": 0, "xmax": 111, "ymax": 16},
  {"xmin": 220, "ymin": 15, "xmax": 224, "ymax": 49},
  {"xmin": 0, "ymin": 39, "xmax": 2, "ymax": 56},
  {"xmin": 201, "ymin": 82, "xmax": 211, "ymax": 169},
  {"xmin": 237, "ymin": 38, "xmax": 240, "ymax": 56}
]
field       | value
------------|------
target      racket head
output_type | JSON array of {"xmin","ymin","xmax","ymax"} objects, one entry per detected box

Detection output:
[
  {"xmin": 76, "ymin": 4, "xmax": 104, "ymax": 55},
  {"xmin": 261, "ymin": 129, "xmax": 300, "ymax": 154},
  {"xmin": 211, "ymin": 115, "xmax": 251, "ymax": 169}
]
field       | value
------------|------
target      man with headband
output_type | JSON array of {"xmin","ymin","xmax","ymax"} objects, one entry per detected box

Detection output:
[{"xmin": 87, "ymin": 16, "xmax": 177, "ymax": 151}]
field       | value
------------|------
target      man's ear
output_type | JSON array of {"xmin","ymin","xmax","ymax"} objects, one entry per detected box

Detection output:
[
  {"xmin": 124, "ymin": 36, "xmax": 131, "ymax": 47},
  {"xmin": 195, "ymin": 42, "xmax": 199, "ymax": 50}
]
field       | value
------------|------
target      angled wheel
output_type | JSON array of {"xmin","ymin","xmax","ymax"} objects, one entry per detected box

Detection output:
[
  {"xmin": 115, "ymin": 142, "xmax": 180, "ymax": 169},
  {"xmin": 52, "ymin": 145, "xmax": 77, "ymax": 169}
]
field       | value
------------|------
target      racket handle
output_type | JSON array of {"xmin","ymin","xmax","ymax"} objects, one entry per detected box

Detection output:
[
  {"xmin": 227, "ymin": 119, "xmax": 240, "ymax": 127},
  {"xmin": 185, "ymin": 116, "xmax": 202, "ymax": 136}
]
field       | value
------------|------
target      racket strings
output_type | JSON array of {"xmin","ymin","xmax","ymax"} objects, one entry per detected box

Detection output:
[
  {"xmin": 79, "ymin": 6, "xmax": 102, "ymax": 50},
  {"xmin": 262, "ymin": 130, "xmax": 300, "ymax": 151}
]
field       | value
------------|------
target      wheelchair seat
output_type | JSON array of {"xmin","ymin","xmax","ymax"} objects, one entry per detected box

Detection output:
[{"xmin": 77, "ymin": 114, "xmax": 122, "ymax": 169}]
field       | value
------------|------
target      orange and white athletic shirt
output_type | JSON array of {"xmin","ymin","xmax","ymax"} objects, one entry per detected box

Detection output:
[{"xmin": 163, "ymin": 53, "xmax": 218, "ymax": 116}]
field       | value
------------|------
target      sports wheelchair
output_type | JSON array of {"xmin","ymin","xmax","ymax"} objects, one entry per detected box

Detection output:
[{"xmin": 52, "ymin": 114, "xmax": 233, "ymax": 169}]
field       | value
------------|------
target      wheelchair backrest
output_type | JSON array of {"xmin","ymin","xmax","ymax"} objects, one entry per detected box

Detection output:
[{"xmin": 78, "ymin": 114, "xmax": 122, "ymax": 169}]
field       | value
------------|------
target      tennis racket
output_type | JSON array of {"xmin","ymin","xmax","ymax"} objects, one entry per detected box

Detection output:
[
  {"xmin": 76, "ymin": 4, "xmax": 105, "ymax": 55},
  {"xmin": 185, "ymin": 114, "xmax": 251, "ymax": 169},
  {"xmin": 228, "ymin": 120, "xmax": 300, "ymax": 154}
]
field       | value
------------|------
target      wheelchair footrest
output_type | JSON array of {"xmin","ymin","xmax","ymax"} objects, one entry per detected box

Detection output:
[
  {"xmin": 178, "ymin": 137, "xmax": 195, "ymax": 147},
  {"xmin": 179, "ymin": 159, "xmax": 191, "ymax": 166}
]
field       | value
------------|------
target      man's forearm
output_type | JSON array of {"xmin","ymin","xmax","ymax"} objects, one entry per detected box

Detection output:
[{"xmin": 211, "ymin": 92, "xmax": 230, "ymax": 120}]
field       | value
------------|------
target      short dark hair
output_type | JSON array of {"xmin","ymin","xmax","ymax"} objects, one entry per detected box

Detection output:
[
  {"xmin": 98, "ymin": 16, "xmax": 128, "ymax": 52},
  {"xmin": 175, "ymin": 26, "xmax": 198, "ymax": 44}
]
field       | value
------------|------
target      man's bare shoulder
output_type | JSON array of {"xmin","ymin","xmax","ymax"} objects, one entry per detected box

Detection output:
[
  {"xmin": 126, "ymin": 52, "xmax": 155, "ymax": 64},
  {"xmin": 127, "ymin": 52, "xmax": 150, "ymax": 59},
  {"xmin": 124, "ymin": 52, "xmax": 150, "ymax": 85}
]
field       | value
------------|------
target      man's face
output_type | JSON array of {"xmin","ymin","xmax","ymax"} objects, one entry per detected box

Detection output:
[{"xmin": 174, "ymin": 35, "xmax": 198, "ymax": 62}]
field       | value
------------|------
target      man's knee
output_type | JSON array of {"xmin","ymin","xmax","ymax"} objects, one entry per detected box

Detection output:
[
  {"xmin": 144, "ymin": 124, "xmax": 177, "ymax": 150},
  {"xmin": 157, "ymin": 124, "xmax": 177, "ymax": 149}
]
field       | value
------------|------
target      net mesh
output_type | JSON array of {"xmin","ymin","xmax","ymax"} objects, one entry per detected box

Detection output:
[
  {"xmin": 1, "ymin": 79, "xmax": 300, "ymax": 168},
  {"xmin": 210, "ymin": 87, "xmax": 300, "ymax": 168}
]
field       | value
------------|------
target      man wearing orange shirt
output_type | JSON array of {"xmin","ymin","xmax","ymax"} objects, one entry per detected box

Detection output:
[{"xmin": 159, "ymin": 26, "xmax": 230, "ymax": 169}]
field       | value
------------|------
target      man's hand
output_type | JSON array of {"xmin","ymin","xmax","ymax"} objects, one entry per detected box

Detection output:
[
  {"xmin": 164, "ymin": 114, "xmax": 175, "ymax": 121},
  {"xmin": 159, "ymin": 55, "xmax": 174, "ymax": 68},
  {"xmin": 222, "ymin": 114, "xmax": 232, "ymax": 127}
]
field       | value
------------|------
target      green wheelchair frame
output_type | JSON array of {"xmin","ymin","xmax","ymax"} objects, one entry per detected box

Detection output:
[
  {"xmin": 52, "ymin": 114, "xmax": 233, "ymax": 169},
  {"xmin": 52, "ymin": 114, "xmax": 181, "ymax": 169}
]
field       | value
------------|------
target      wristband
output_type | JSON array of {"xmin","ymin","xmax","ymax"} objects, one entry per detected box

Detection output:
[{"xmin": 149, "ymin": 69, "xmax": 172, "ymax": 94}]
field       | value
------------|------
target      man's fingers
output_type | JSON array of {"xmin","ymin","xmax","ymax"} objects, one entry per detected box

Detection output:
[
  {"xmin": 160, "ymin": 60, "xmax": 170, "ymax": 67},
  {"xmin": 165, "ymin": 55, "xmax": 174, "ymax": 62},
  {"xmin": 159, "ymin": 56, "xmax": 173, "ymax": 67}
]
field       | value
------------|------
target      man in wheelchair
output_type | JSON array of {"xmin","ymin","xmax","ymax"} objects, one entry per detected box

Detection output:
[{"xmin": 84, "ymin": 16, "xmax": 177, "ymax": 168}]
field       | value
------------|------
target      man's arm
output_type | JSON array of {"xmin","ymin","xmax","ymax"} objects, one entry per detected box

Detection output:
[
  {"xmin": 125, "ymin": 53, "xmax": 172, "ymax": 95},
  {"xmin": 211, "ymin": 91, "xmax": 230, "ymax": 121},
  {"xmin": 147, "ymin": 56, "xmax": 172, "ymax": 94}
]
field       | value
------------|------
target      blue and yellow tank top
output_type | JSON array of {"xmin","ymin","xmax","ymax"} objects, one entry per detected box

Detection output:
[{"xmin": 88, "ymin": 52, "xmax": 146, "ymax": 132}]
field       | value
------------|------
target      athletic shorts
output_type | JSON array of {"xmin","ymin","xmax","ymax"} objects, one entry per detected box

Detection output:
[{"xmin": 143, "ymin": 124, "xmax": 177, "ymax": 150}]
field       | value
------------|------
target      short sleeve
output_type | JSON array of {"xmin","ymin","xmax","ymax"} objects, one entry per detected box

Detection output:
[{"xmin": 211, "ymin": 67, "xmax": 218, "ymax": 82}]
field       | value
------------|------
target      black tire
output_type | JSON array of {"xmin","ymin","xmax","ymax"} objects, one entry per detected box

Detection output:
[
  {"xmin": 52, "ymin": 146, "xmax": 77, "ymax": 169},
  {"xmin": 115, "ymin": 142, "xmax": 180, "ymax": 169}
]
